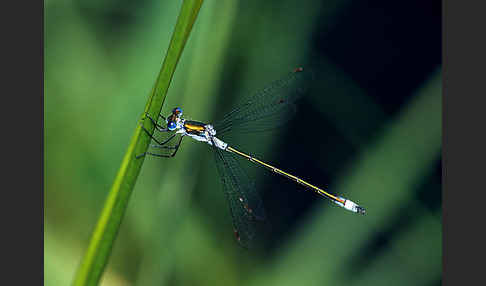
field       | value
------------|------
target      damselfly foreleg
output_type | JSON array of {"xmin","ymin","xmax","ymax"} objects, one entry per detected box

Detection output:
[
  {"xmin": 140, "ymin": 112, "xmax": 182, "ymax": 147},
  {"xmin": 143, "ymin": 112, "xmax": 168, "ymax": 132}
]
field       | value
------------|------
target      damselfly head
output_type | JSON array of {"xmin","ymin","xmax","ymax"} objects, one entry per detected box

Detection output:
[
  {"xmin": 172, "ymin": 107, "xmax": 183, "ymax": 117},
  {"xmin": 165, "ymin": 107, "xmax": 184, "ymax": 131},
  {"xmin": 167, "ymin": 121, "xmax": 177, "ymax": 131}
]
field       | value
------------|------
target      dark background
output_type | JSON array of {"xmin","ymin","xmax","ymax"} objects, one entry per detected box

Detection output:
[{"xmin": 45, "ymin": 0, "xmax": 441, "ymax": 285}]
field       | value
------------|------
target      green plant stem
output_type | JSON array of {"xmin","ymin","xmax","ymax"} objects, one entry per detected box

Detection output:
[{"xmin": 72, "ymin": 1, "xmax": 203, "ymax": 285}]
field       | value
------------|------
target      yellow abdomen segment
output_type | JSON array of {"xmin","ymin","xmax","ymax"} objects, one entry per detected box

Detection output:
[{"xmin": 184, "ymin": 123, "xmax": 205, "ymax": 132}]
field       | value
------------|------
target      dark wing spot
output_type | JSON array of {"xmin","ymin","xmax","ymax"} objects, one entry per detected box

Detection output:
[{"xmin": 233, "ymin": 229, "xmax": 241, "ymax": 241}]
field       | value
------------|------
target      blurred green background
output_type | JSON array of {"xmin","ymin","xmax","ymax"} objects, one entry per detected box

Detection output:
[{"xmin": 44, "ymin": 0, "xmax": 441, "ymax": 285}]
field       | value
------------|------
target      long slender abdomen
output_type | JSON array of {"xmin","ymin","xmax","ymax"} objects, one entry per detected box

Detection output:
[{"xmin": 225, "ymin": 146, "xmax": 365, "ymax": 214}]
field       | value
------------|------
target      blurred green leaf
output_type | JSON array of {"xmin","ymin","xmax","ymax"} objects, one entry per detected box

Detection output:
[{"xmin": 72, "ymin": 1, "xmax": 204, "ymax": 285}]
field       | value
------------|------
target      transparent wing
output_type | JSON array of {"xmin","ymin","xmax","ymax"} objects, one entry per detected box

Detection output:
[
  {"xmin": 211, "ymin": 137, "xmax": 265, "ymax": 248},
  {"xmin": 213, "ymin": 68, "xmax": 314, "ymax": 137}
]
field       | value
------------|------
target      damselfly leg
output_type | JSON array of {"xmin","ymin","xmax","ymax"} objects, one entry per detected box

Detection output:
[
  {"xmin": 136, "ymin": 135, "xmax": 183, "ymax": 159},
  {"xmin": 137, "ymin": 112, "xmax": 184, "ymax": 158},
  {"xmin": 143, "ymin": 112, "xmax": 168, "ymax": 131},
  {"xmin": 139, "ymin": 113, "xmax": 176, "ymax": 146}
]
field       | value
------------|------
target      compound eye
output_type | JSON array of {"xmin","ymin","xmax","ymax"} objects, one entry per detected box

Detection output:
[
  {"xmin": 167, "ymin": 121, "xmax": 177, "ymax": 131},
  {"xmin": 175, "ymin": 107, "xmax": 183, "ymax": 116}
]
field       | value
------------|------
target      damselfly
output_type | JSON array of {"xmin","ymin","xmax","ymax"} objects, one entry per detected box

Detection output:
[{"xmin": 137, "ymin": 67, "xmax": 365, "ymax": 247}]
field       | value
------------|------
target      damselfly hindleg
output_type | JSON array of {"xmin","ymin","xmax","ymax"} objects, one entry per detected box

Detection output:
[
  {"xmin": 136, "ymin": 135, "xmax": 183, "ymax": 159},
  {"xmin": 139, "ymin": 122, "xmax": 176, "ymax": 146}
]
